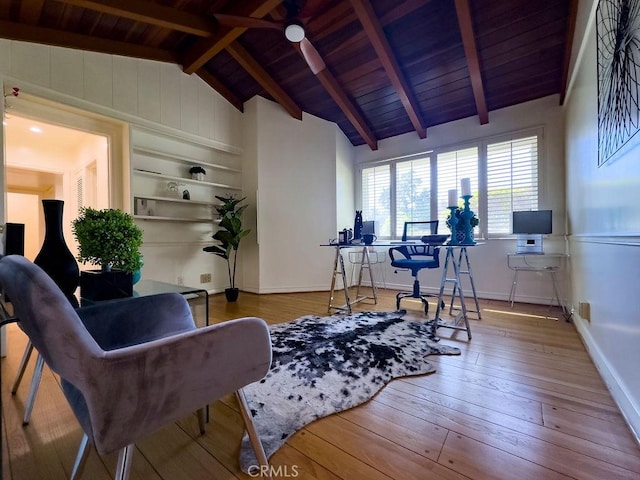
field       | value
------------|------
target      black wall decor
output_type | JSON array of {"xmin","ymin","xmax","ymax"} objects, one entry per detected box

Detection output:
[{"xmin": 596, "ymin": 0, "xmax": 640, "ymax": 166}]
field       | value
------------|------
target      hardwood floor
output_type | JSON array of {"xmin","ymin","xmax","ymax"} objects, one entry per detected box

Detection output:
[{"xmin": 2, "ymin": 289, "xmax": 640, "ymax": 479}]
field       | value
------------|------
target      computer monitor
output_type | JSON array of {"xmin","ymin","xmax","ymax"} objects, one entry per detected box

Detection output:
[
  {"xmin": 512, "ymin": 210, "xmax": 552, "ymax": 254},
  {"xmin": 361, "ymin": 220, "xmax": 375, "ymax": 235},
  {"xmin": 512, "ymin": 210, "xmax": 552, "ymax": 234}
]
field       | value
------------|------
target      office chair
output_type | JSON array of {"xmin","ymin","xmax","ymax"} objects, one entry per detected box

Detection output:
[
  {"xmin": 0, "ymin": 255, "xmax": 272, "ymax": 480},
  {"xmin": 389, "ymin": 220, "xmax": 442, "ymax": 314}
]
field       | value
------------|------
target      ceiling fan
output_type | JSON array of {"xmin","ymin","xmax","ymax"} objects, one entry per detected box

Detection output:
[{"xmin": 213, "ymin": 0, "xmax": 327, "ymax": 75}]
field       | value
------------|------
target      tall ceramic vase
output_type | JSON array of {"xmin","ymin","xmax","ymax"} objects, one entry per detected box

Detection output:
[{"xmin": 34, "ymin": 200, "xmax": 80, "ymax": 307}]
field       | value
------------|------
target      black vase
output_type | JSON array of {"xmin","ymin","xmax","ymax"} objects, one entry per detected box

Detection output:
[{"xmin": 34, "ymin": 200, "xmax": 80, "ymax": 307}]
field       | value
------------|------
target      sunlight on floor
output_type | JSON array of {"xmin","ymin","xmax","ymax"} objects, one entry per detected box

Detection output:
[{"xmin": 484, "ymin": 308, "xmax": 560, "ymax": 321}]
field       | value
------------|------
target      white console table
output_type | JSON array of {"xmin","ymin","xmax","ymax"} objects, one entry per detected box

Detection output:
[{"xmin": 507, "ymin": 253, "xmax": 570, "ymax": 319}]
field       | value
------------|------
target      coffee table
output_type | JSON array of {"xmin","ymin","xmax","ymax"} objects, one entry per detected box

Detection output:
[{"xmin": 81, "ymin": 279, "xmax": 209, "ymax": 326}]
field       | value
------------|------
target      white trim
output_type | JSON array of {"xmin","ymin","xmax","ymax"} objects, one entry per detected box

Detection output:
[
  {"xmin": 1, "ymin": 76, "xmax": 243, "ymax": 155},
  {"xmin": 573, "ymin": 316, "xmax": 640, "ymax": 445}
]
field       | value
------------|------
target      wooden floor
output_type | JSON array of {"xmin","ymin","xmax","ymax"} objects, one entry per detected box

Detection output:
[{"xmin": 2, "ymin": 289, "xmax": 640, "ymax": 480}]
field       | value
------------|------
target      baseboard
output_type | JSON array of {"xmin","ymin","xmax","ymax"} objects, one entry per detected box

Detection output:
[{"xmin": 573, "ymin": 316, "xmax": 640, "ymax": 445}]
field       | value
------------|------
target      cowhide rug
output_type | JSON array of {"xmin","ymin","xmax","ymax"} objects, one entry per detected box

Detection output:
[{"xmin": 239, "ymin": 310, "xmax": 460, "ymax": 472}]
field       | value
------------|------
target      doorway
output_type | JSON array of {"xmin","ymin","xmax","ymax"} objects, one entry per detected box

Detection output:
[{"xmin": 4, "ymin": 114, "xmax": 109, "ymax": 261}]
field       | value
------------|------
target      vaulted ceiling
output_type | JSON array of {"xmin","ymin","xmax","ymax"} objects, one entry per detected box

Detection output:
[{"xmin": 0, "ymin": 0, "xmax": 577, "ymax": 150}]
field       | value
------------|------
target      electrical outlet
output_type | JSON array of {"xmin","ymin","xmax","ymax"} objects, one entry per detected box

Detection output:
[
  {"xmin": 177, "ymin": 275, "xmax": 184, "ymax": 286},
  {"xmin": 578, "ymin": 302, "xmax": 591, "ymax": 321},
  {"xmin": 200, "ymin": 273, "xmax": 212, "ymax": 283}
]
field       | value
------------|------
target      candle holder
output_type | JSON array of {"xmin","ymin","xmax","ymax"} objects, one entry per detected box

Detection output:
[
  {"xmin": 460, "ymin": 194, "xmax": 476, "ymax": 245},
  {"xmin": 447, "ymin": 206, "xmax": 460, "ymax": 245}
]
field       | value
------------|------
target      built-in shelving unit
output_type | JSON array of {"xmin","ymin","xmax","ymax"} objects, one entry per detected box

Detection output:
[{"xmin": 130, "ymin": 126, "xmax": 242, "ymax": 227}]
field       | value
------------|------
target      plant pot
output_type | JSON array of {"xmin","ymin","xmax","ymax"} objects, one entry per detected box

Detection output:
[
  {"xmin": 80, "ymin": 269, "xmax": 133, "ymax": 302},
  {"xmin": 224, "ymin": 287, "xmax": 239, "ymax": 302}
]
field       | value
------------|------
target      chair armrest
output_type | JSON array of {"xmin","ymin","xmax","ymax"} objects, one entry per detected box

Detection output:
[
  {"xmin": 79, "ymin": 316, "xmax": 272, "ymax": 455},
  {"xmin": 76, "ymin": 293, "xmax": 195, "ymax": 350},
  {"xmin": 388, "ymin": 246, "xmax": 410, "ymax": 263}
]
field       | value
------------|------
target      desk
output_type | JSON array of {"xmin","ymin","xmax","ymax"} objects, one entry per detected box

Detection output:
[
  {"xmin": 324, "ymin": 243, "xmax": 379, "ymax": 313},
  {"xmin": 507, "ymin": 253, "xmax": 568, "ymax": 319},
  {"xmin": 323, "ymin": 241, "xmax": 447, "ymax": 314},
  {"xmin": 431, "ymin": 244, "xmax": 483, "ymax": 340}
]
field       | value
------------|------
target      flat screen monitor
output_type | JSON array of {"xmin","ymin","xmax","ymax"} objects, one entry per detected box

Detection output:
[{"xmin": 512, "ymin": 210, "xmax": 552, "ymax": 235}]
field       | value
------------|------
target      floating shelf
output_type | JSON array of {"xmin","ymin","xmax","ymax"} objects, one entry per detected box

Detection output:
[
  {"xmin": 133, "ymin": 169, "xmax": 241, "ymax": 190},
  {"xmin": 133, "ymin": 146, "xmax": 241, "ymax": 173}
]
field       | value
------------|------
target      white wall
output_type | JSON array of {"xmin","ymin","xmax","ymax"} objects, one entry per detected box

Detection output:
[
  {"xmin": 564, "ymin": 0, "xmax": 640, "ymax": 441},
  {"xmin": 0, "ymin": 40, "xmax": 242, "ymax": 151},
  {"xmin": 242, "ymin": 96, "xmax": 347, "ymax": 293},
  {"xmin": 0, "ymin": 39, "xmax": 244, "ymax": 292},
  {"xmin": 353, "ymin": 95, "xmax": 567, "ymax": 303}
]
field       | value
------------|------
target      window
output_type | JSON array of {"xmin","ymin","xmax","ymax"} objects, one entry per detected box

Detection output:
[
  {"xmin": 486, "ymin": 135, "xmax": 539, "ymax": 235},
  {"xmin": 395, "ymin": 158, "xmax": 430, "ymax": 234},
  {"xmin": 359, "ymin": 129, "xmax": 542, "ymax": 239},
  {"xmin": 436, "ymin": 147, "xmax": 478, "ymax": 228},
  {"xmin": 361, "ymin": 164, "xmax": 391, "ymax": 237}
]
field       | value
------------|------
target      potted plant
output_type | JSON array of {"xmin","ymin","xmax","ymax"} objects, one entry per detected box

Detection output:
[
  {"xmin": 189, "ymin": 165, "xmax": 206, "ymax": 181},
  {"xmin": 203, "ymin": 194, "xmax": 250, "ymax": 302},
  {"xmin": 72, "ymin": 207, "xmax": 143, "ymax": 301}
]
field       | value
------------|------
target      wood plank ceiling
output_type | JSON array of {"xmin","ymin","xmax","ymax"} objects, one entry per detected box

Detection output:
[{"xmin": 0, "ymin": 0, "xmax": 577, "ymax": 150}]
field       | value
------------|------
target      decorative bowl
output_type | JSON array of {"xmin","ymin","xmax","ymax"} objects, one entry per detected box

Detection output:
[{"xmin": 420, "ymin": 234, "xmax": 449, "ymax": 245}]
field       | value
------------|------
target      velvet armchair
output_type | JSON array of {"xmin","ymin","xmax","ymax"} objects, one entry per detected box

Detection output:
[{"xmin": 0, "ymin": 255, "xmax": 272, "ymax": 480}]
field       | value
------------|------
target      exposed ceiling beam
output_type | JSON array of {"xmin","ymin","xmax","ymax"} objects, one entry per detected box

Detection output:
[
  {"xmin": 196, "ymin": 68, "xmax": 244, "ymax": 113},
  {"xmin": 454, "ymin": 0, "xmax": 488, "ymax": 124},
  {"xmin": 20, "ymin": 0, "xmax": 46, "ymax": 24},
  {"xmin": 226, "ymin": 42, "xmax": 302, "ymax": 120},
  {"xmin": 0, "ymin": 20, "xmax": 176, "ymax": 63},
  {"xmin": 350, "ymin": 0, "xmax": 426, "ymax": 139},
  {"xmin": 181, "ymin": 0, "xmax": 282, "ymax": 75},
  {"xmin": 310, "ymin": 53, "xmax": 377, "ymax": 150},
  {"xmin": 53, "ymin": 0, "xmax": 216, "ymax": 36},
  {"xmin": 559, "ymin": 0, "xmax": 578, "ymax": 105}
]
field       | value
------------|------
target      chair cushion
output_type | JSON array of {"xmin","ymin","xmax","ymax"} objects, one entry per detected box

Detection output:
[{"xmin": 391, "ymin": 258, "xmax": 439, "ymax": 271}]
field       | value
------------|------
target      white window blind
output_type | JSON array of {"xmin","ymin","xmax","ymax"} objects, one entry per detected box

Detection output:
[
  {"xmin": 395, "ymin": 158, "xmax": 430, "ymax": 234},
  {"xmin": 436, "ymin": 147, "xmax": 478, "ymax": 229},
  {"xmin": 486, "ymin": 135, "xmax": 539, "ymax": 235},
  {"xmin": 361, "ymin": 164, "xmax": 391, "ymax": 237}
]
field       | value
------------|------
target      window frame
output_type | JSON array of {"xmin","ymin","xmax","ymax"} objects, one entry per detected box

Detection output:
[{"xmin": 356, "ymin": 127, "xmax": 545, "ymax": 240}]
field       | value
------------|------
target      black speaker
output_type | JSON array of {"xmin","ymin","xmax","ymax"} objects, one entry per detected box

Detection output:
[{"xmin": 4, "ymin": 223, "xmax": 25, "ymax": 256}]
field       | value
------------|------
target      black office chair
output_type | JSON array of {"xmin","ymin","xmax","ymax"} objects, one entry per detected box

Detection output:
[{"xmin": 389, "ymin": 221, "xmax": 442, "ymax": 314}]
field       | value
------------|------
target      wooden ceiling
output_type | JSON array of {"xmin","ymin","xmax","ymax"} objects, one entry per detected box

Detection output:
[{"xmin": 0, "ymin": 0, "xmax": 577, "ymax": 150}]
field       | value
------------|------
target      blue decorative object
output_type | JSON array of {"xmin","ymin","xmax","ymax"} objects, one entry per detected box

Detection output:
[
  {"xmin": 460, "ymin": 195, "xmax": 477, "ymax": 245},
  {"xmin": 447, "ymin": 206, "xmax": 460, "ymax": 245}
]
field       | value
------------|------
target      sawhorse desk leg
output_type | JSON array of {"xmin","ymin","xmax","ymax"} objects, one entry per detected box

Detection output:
[
  {"xmin": 328, "ymin": 246, "xmax": 377, "ymax": 314},
  {"xmin": 431, "ymin": 247, "xmax": 472, "ymax": 340},
  {"xmin": 449, "ymin": 247, "xmax": 481, "ymax": 319}
]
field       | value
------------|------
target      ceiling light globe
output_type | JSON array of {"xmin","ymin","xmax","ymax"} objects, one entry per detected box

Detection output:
[{"xmin": 284, "ymin": 22, "xmax": 305, "ymax": 43}]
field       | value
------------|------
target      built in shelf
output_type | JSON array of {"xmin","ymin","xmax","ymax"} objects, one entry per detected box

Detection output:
[
  {"xmin": 133, "ymin": 169, "xmax": 241, "ymax": 190},
  {"xmin": 134, "ymin": 195, "xmax": 218, "ymax": 207},
  {"xmin": 134, "ymin": 215, "xmax": 218, "ymax": 223},
  {"xmin": 133, "ymin": 146, "xmax": 242, "ymax": 173}
]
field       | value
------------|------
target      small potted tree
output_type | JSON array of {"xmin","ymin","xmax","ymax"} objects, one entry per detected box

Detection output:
[
  {"xmin": 72, "ymin": 207, "xmax": 143, "ymax": 301},
  {"xmin": 203, "ymin": 194, "xmax": 250, "ymax": 302}
]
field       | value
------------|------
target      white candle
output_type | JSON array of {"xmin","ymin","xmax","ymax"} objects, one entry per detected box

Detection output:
[
  {"xmin": 448, "ymin": 189, "xmax": 458, "ymax": 207},
  {"xmin": 461, "ymin": 177, "xmax": 471, "ymax": 197}
]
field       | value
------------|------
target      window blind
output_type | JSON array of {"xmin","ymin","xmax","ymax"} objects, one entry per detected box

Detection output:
[
  {"xmin": 395, "ymin": 158, "xmax": 430, "ymax": 234},
  {"xmin": 361, "ymin": 164, "xmax": 391, "ymax": 237},
  {"xmin": 436, "ymin": 147, "xmax": 478, "ymax": 228},
  {"xmin": 486, "ymin": 136, "xmax": 538, "ymax": 235}
]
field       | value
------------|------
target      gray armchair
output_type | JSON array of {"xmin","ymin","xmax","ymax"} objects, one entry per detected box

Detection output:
[{"xmin": 0, "ymin": 255, "xmax": 272, "ymax": 480}]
